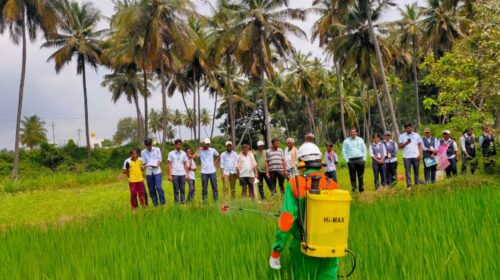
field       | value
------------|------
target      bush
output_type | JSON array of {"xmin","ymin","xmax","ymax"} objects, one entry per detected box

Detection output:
[{"xmin": 39, "ymin": 143, "xmax": 66, "ymax": 169}]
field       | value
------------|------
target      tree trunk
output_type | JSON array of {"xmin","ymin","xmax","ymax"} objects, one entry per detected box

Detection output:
[
  {"xmin": 197, "ymin": 79, "xmax": 201, "ymax": 142},
  {"xmin": 143, "ymin": 69, "xmax": 148, "ymax": 138},
  {"xmin": 365, "ymin": 1, "xmax": 400, "ymax": 138},
  {"xmin": 226, "ymin": 55, "xmax": 236, "ymax": 144},
  {"xmin": 12, "ymin": 10, "xmax": 27, "ymax": 179},
  {"xmin": 260, "ymin": 62, "xmax": 271, "ymax": 148},
  {"xmin": 305, "ymin": 95, "xmax": 317, "ymax": 136},
  {"xmin": 412, "ymin": 38, "xmax": 421, "ymax": 132},
  {"xmin": 133, "ymin": 93, "xmax": 144, "ymax": 143},
  {"xmin": 210, "ymin": 92, "xmax": 218, "ymax": 139},
  {"xmin": 336, "ymin": 61, "xmax": 347, "ymax": 139},
  {"xmin": 160, "ymin": 62, "xmax": 168, "ymax": 154},
  {"xmin": 369, "ymin": 69, "xmax": 387, "ymax": 133},
  {"xmin": 81, "ymin": 59, "xmax": 92, "ymax": 158},
  {"xmin": 192, "ymin": 68, "xmax": 197, "ymax": 143}
]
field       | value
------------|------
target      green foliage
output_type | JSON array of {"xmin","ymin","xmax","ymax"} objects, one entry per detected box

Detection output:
[
  {"xmin": 421, "ymin": 1, "xmax": 500, "ymax": 127},
  {"xmin": 113, "ymin": 117, "xmax": 139, "ymax": 145},
  {"xmin": 39, "ymin": 143, "xmax": 65, "ymax": 169},
  {"xmin": 20, "ymin": 115, "xmax": 48, "ymax": 149}
]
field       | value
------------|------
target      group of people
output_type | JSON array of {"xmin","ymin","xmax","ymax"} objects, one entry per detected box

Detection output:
[
  {"xmin": 122, "ymin": 124, "xmax": 496, "ymax": 209},
  {"xmin": 342, "ymin": 123, "xmax": 497, "ymax": 192}
]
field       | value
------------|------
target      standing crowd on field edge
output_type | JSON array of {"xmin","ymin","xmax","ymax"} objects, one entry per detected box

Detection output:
[{"xmin": 122, "ymin": 124, "xmax": 497, "ymax": 209}]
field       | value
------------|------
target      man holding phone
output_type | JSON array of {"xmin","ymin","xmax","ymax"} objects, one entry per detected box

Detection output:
[{"xmin": 398, "ymin": 123, "xmax": 423, "ymax": 190}]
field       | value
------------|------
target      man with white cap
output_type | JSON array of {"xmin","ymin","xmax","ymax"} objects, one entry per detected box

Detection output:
[
  {"xmin": 440, "ymin": 130, "xmax": 458, "ymax": 177},
  {"xmin": 255, "ymin": 140, "xmax": 272, "ymax": 199},
  {"xmin": 194, "ymin": 138, "xmax": 220, "ymax": 202},
  {"xmin": 220, "ymin": 141, "xmax": 238, "ymax": 201}
]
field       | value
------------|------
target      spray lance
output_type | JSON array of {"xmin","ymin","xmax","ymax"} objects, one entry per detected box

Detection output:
[{"xmin": 220, "ymin": 204, "xmax": 280, "ymax": 217}]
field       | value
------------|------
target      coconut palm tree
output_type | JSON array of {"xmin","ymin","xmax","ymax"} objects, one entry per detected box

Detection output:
[
  {"xmin": 328, "ymin": 4, "xmax": 394, "ymax": 134},
  {"xmin": 360, "ymin": 0, "xmax": 400, "ymax": 137},
  {"xmin": 1, "ymin": 0, "xmax": 59, "ymax": 179},
  {"xmin": 286, "ymin": 52, "xmax": 318, "ymax": 136},
  {"xmin": 206, "ymin": 0, "xmax": 242, "ymax": 144},
  {"xmin": 394, "ymin": 3, "xmax": 424, "ymax": 131},
  {"xmin": 420, "ymin": 0, "xmax": 469, "ymax": 57},
  {"xmin": 111, "ymin": 0, "xmax": 195, "ymax": 152},
  {"xmin": 20, "ymin": 115, "xmax": 48, "ymax": 149},
  {"xmin": 311, "ymin": 0, "xmax": 351, "ymax": 139},
  {"xmin": 101, "ymin": 65, "xmax": 152, "ymax": 142},
  {"xmin": 41, "ymin": 0, "xmax": 104, "ymax": 158},
  {"xmin": 233, "ymin": 0, "xmax": 307, "ymax": 147},
  {"xmin": 199, "ymin": 108, "xmax": 212, "ymax": 138},
  {"xmin": 172, "ymin": 109, "xmax": 185, "ymax": 139}
]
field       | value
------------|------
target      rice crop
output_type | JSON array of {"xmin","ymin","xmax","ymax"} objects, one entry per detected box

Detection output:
[{"xmin": 0, "ymin": 178, "xmax": 497, "ymax": 279}]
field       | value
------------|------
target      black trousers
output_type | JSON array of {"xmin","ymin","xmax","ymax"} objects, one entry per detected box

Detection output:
[
  {"xmin": 445, "ymin": 158, "xmax": 458, "ymax": 178},
  {"xmin": 257, "ymin": 172, "xmax": 272, "ymax": 199},
  {"xmin": 385, "ymin": 161, "xmax": 397, "ymax": 186},
  {"xmin": 372, "ymin": 162, "xmax": 386, "ymax": 189},
  {"xmin": 269, "ymin": 170, "xmax": 285, "ymax": 194},
  {"xmin": 347, "ymin": 160, "xmax": 365, "ymax": 192}
]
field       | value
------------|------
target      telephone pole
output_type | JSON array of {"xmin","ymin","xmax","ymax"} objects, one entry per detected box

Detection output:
[{"xmin": 51, "ymin": 121, "xmax": 56, "ymax": 145}]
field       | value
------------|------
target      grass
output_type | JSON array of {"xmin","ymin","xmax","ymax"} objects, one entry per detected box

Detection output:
[{"xmin": 0, "ymin": 164, "xmax": 498, "ymax": 279}]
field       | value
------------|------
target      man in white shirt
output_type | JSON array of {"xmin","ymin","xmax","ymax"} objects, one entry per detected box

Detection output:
[
  {"xmin": 284, "ymin": 138, "xmax": 298, "ymax": 178},
  {"xmin": 440, "ymin": 130, "xmax": 458, "ymax": 178},
  {"xmin": 220, "ymin": 141, "xmax": 238, "ymax": 201},
  {"xmin": 237, "ymin": 143, "xmax": 258, "ymax": 199},
  {"xmin": 398, "ymin": 123, "xmax": 423, "ymax": 190},
  {"xmin": 194, "ymin": 138, "xmax": 220, "ymax": 202},
  {"xmin": 168, "ymin": 139, "xmax": 190, "ymax": 204},
  {"xmin": 141, "ymin": 138, "xmax": 165, "ymax": 206}
]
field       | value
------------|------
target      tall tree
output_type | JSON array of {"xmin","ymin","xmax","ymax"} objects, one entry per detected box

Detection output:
[
  {"xmin": 20, "ymin": 115, "xmax": 47, "ymax": 149},
  {"xmin": 233, "ymin": 0, "xmax": 307, "ymax": 147},
  {"xmin": 361, "ymin": 0, "xmax": 400, "ymax": 137},
  {"xmin": 199, "ymin": 108, "xmax": 212, "ymax": 138},
  {"xmin": 420, "ymin": 0, "xmax": 469, "ymax": 57},
  {"xmin": 1, "ymin": 0, "xmax": 59, "ymax": 179},
  {"xmin": 111, "ymin": 0, "xmax": 195, "ymax": 153},
  {"xmin": 394, "ymin": 3, "xmax": 424, "ymax": 131},
  {"xmin": 42, "ymin": 0, "xmax": 104, "ymax": 158},
  {"xmin": 101, "ymin": 65, "xmax": 151, "ymax": 142},
  {"xmin": 286, "ymin": 52, "xmax": 318, "ymax": 136},
  {"xmin": 206, "ymin": 0, "xmax": 242, "ymax": 144},
  {"xmin": 172, "ymin": 109, "xmax": 184, "ymax": 139}
]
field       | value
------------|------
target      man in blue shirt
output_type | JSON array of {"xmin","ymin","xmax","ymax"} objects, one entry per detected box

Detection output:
[
  {"xmin": 141, "ymin": 138, "xmax": 166, "ymax": 206},
  {"xmin": 194, "ymin": 138, "xmax": 220, "ymax": 202},
  {"xmin": 342, "ymin": 128, "xmax": 367, "ymax": 192}
]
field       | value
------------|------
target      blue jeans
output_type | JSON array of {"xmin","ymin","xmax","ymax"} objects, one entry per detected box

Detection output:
[
  {"xmin": 146, "ymin": 173, "xmax": 165, "ymax": 206},
  {"xmin": 172, "ymin": 175, "xmax": 186, "ymax": 204},
  {"xmin": 325, "ymin": 171, "xmax": 337, "ymax": 183},
  {"xmin": 201, "ymin": 173, "xmax": 218, "ymax": 202},
  {"xmin": 403, "ymin": 158, "xmax": 420, "ymax": 187},
  {"xmin": 187, "ymin": 179, "xmax": 195, "ymax": 202}
]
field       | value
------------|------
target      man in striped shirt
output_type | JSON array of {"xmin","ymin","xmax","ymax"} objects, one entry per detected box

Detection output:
[{"xmin": 266, "ymin": 138, "xmax": 287, "ymax": 195}]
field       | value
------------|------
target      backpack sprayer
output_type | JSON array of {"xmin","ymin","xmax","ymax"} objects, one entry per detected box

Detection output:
[{"xmin": 295, "ymin": 174, "xmax": 357, "ymax": 278}]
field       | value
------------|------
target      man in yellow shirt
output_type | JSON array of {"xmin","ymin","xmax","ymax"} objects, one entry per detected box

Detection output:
[{"xmin": 123, "ymin": 148, "xmax": 146, "ymax": 209}]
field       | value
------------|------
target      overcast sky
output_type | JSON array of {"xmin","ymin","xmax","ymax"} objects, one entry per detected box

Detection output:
[{"xmin": 0, "ymin": 0, "xmax": 422, "ymax": 149}]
